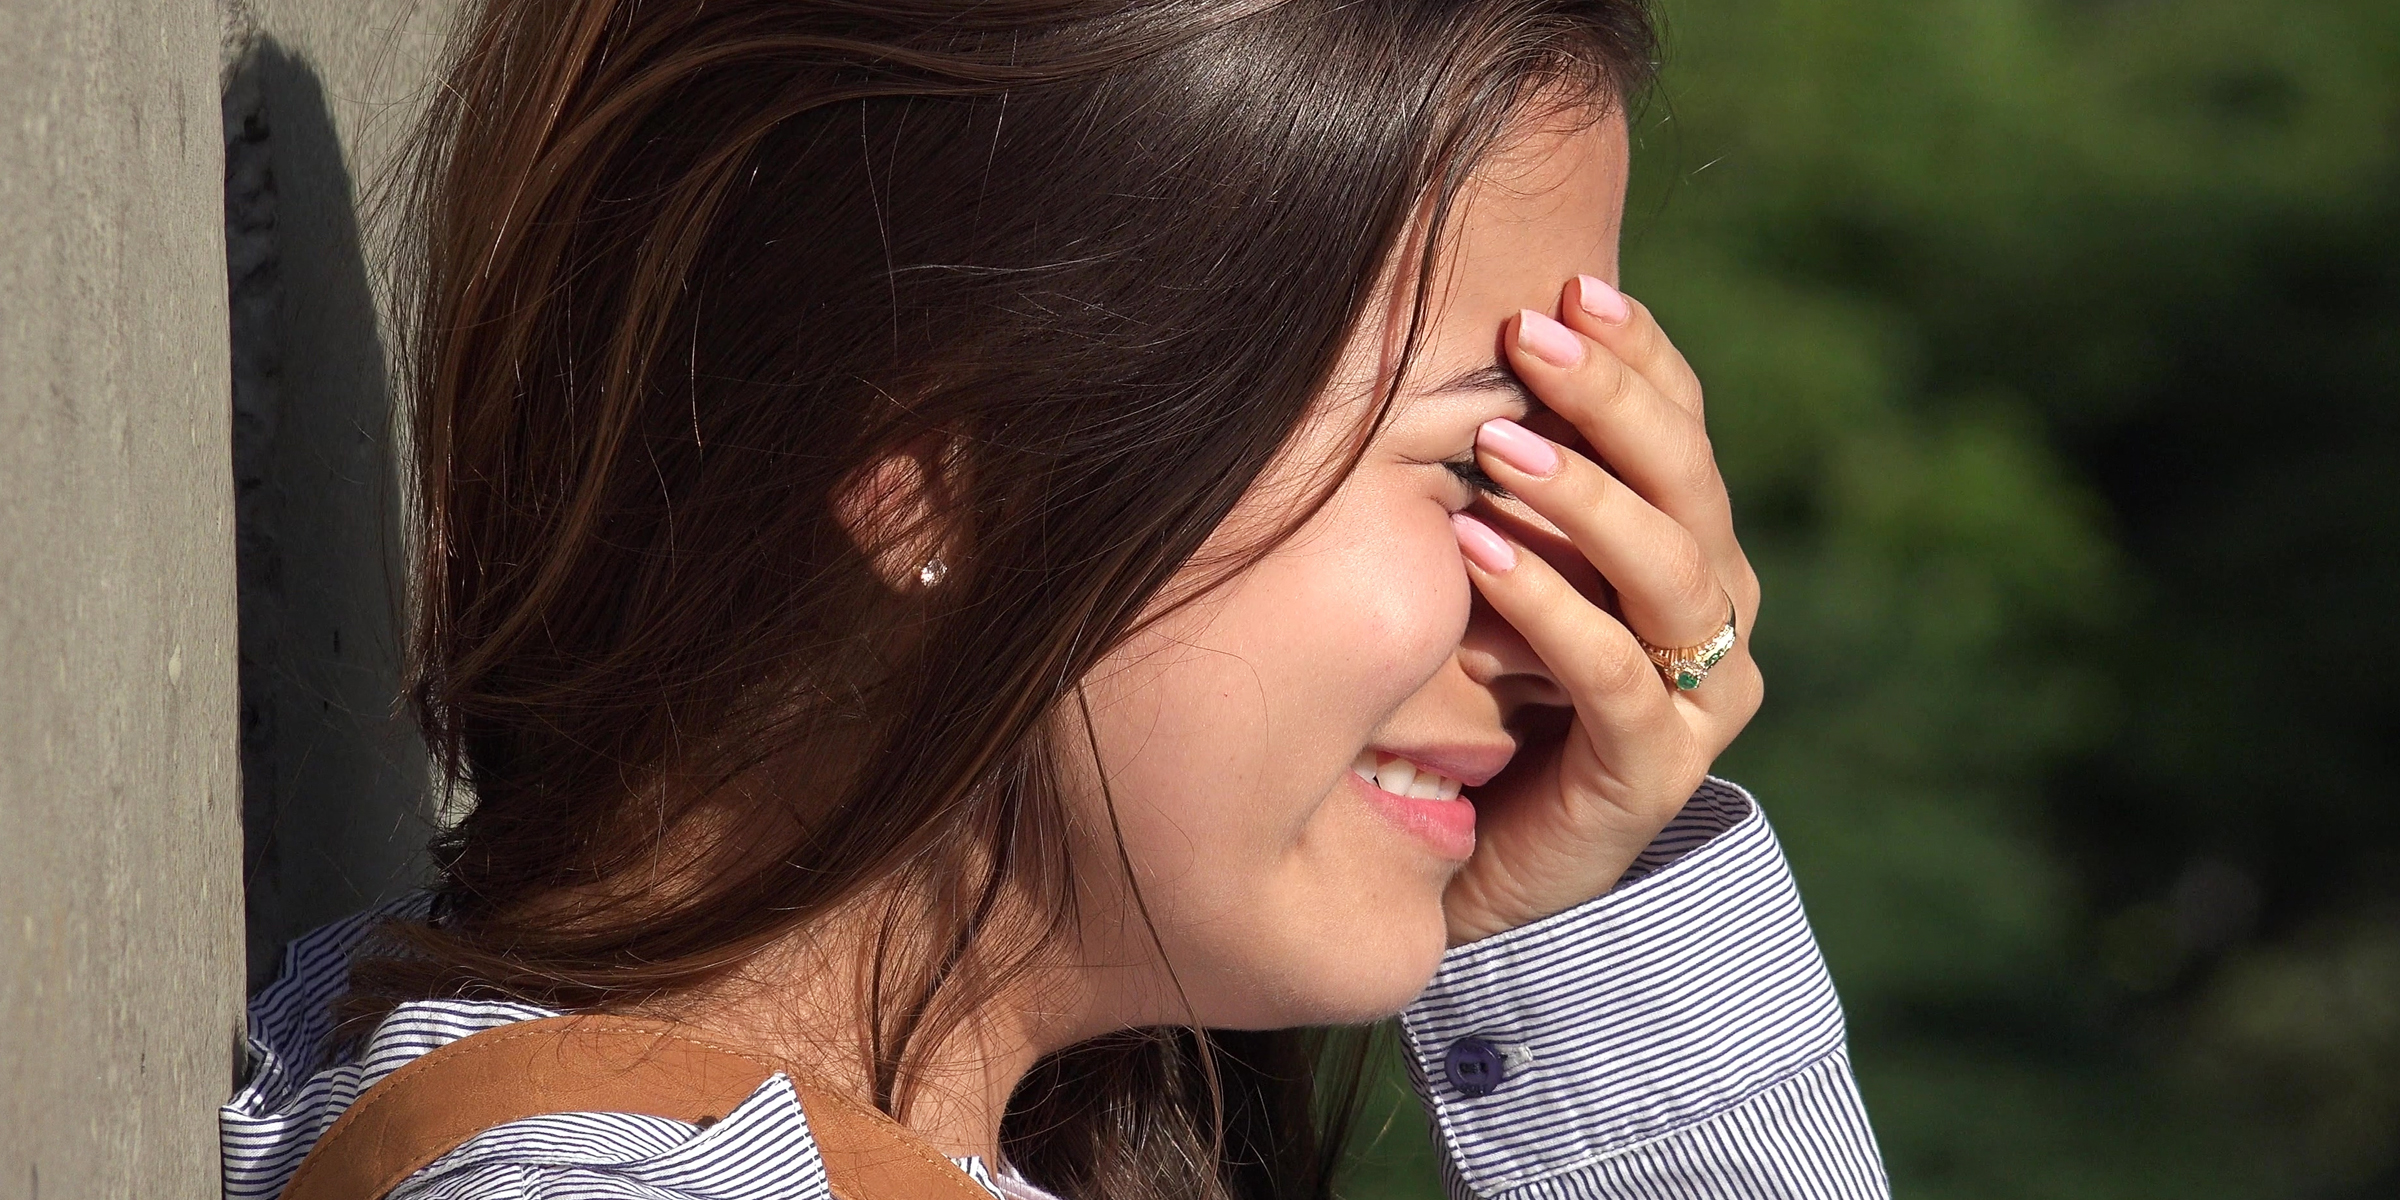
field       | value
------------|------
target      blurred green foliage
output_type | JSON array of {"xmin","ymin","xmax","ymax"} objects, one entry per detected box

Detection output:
[{"xmin": 1345, "ymin": 1, "xmax": 2400, "ymax": 1196}]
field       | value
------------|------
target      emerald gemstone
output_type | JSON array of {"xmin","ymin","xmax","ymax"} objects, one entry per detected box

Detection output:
[{"xmin": 1676, "ymin": 671, "xmax": 1700, "ymax": 690}]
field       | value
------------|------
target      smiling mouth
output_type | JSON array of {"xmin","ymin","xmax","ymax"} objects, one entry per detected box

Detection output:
[{"xmin": 1349, "ymin": 751, "xmax": 1467, "ymax": 801}]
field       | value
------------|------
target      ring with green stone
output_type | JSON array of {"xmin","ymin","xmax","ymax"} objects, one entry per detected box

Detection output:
[{"xmin": 1637, "ymin": 600, "xmax": 1738, "ymax": 693}]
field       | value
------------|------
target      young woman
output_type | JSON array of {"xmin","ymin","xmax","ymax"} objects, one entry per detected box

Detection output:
[{"xmin": 224, "ymin": 1, "xmax": 1888, "ymax": 1197}]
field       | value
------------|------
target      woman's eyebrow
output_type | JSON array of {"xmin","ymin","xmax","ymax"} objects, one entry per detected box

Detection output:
[{"xmin": 1424, "ymin": 363, "xmax": 1548, "ymax": 420}]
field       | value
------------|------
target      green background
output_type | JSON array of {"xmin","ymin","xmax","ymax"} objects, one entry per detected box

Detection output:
[{"xmin": 1345, "ymin": 1, "xmax": 2400, "ymax": 1196}]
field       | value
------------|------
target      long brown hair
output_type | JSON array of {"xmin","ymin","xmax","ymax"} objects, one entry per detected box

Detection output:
[{"xmin": 366, "ymin": 1, "xmax": 1655, "ymax": 1196}]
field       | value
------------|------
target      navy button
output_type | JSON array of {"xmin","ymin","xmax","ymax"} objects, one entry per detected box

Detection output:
[{"xmin": 1443, "ymin": 1036, "xmax": 1506, "ymax": 1098}]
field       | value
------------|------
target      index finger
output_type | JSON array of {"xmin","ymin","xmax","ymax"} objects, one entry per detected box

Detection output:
[{"xmin": 1560, "ymin": 275, "xmax": 1703, "ymax": 418}]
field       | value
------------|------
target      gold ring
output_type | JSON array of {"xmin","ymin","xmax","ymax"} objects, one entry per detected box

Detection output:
[{"xmin": 1637, "ymin": 599, "xmax": 1738, "ymax": 692}]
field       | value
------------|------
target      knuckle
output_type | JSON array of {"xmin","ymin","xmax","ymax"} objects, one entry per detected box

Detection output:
[
  {"xmin": 1735, "ymin": 568, "xmax": 1763, "ymax": 622},
  {"xmin": 1508, "ymin": 554, "xmax": 1581, "ymax": 628},
  {"xmin": 1727, "ymin": 659, "xmax": 1765, "ymax": 726},
  {"xmin": 1588, "ymin": 637, "xmax": 1659, "ymax": 702},
  {"xmin": 1682, "ymin": 378, "xmax": 1708, "ymax": 417},
  {"xmin": 1624, "ymin": 297, "xmax": 1661, "ymax": 343},
  {"xmin": 1562, "ymin": 452, "xmax": 1619, "ymax": 514},
  {"xmin": 1732, "ymin": 559, "xmax": 1762, "ymax": 602},
  {"xmin": 1661, "ymin": 367, "xmax": 1706, "ymax": 415},
  {"xmin": 1629, "ymin": 321, "xmax": 1671, "ymax": 372},
  {"xmin": 1518, "ymin": 553, "xmax": 1573, "ymax": 606},
  {"xmin": 1676, "ymin": 431, "xmax": 1722, "ymax": 493},
  {"xmin": 1627, "ymin": 301, "xmax": 1706, "ymax": 407},
  {"xmin": 1585, "ymin": 350, "xmax": 1635, "ymax": 407},
  {"xmin": 1664, "ymin": 538, "xmax": 1719, "ymax": 609}
]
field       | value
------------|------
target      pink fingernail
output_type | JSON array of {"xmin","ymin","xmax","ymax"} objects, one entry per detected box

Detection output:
[
  {"xmin": 1576, "ymin": 275, "xmax": 1632, "ymax": 325},
  {"xmin": 1477, "ymin": 418, "xmax": 1559, "ymax": 477},
  {"xmin": 1451, "ymin": 514, "xmax": 1516, "ymax": 572},
  {"xmin": 1515, "ymin": 310, "xmax": 1584, "ymax": 368}
]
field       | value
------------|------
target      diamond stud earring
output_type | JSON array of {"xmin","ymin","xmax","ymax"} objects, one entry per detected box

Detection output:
[{"xmin": 917, "ymin": 556, "xmax": 948, "ymax": 588}]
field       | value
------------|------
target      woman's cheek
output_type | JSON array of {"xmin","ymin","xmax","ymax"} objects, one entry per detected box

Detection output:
[
  {"xmin": 1331, "ymin": 503, "xmax": 1475, "ymax": 690},
  {"xmin": 1065, "ymin": 497, "xmax": 1472, "ymax": 1025}
]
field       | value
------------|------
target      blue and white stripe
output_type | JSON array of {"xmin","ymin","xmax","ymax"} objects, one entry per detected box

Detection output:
[
  {"xmin": 223, "ymin": 778, "xmax": 1885, "ymax": 1200},
  {"xmin": 1403, "ymin": 778, "xmax": 1887, "ymax": 1199}
]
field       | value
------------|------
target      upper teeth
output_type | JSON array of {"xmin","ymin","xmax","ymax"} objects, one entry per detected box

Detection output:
[{"xmin": 1352, "ymin": 751, "xmax": 1465, "ymax": 801}]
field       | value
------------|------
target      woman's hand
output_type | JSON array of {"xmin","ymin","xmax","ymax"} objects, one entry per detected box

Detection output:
[{"xmin": 1442, "ymin": 275, "xmax": 1763, "ymax": 946}]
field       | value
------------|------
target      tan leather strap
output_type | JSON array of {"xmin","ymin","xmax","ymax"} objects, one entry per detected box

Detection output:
[{"xmin": 277, "ymin": 1015, "xmax": 992, "ymax": 1200}]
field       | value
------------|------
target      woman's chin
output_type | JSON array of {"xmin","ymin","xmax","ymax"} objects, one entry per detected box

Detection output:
[
  {"xmin": 1298, "ymin": 879, "xmax": 1458, "ymax": 1021},
  {"xmin": 1228, "ymin": 914, "xmax": 1452, "ymax": 1028},
  {"xmin": 1314, "ymin": 966, "xmax": 1444, "ymax": 1024}
]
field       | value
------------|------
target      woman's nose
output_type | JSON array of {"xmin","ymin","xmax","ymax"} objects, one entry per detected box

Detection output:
[
  {"xmin": 1454, "ymin": 493, "xmax": 1613, "ymax": 713},
  {"xmin": 1455, "ymin": 590, "xmax": 1574, "ymax": 710}
]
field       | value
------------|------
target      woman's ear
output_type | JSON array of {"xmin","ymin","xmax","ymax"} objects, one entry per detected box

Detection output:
[{"xmin": 834, "ymin": 437, "xmax": 960, "ymax": 592}]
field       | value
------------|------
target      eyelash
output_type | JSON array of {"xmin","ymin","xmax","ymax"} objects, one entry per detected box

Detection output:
[{"xmin": 1443, "ymin": 457, "xmax": 1511, "ymax": 500}]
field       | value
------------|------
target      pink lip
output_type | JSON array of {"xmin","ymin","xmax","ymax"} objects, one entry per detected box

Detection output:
[
  {"xmin": 1349, "ymin": 741, "xmax": 1512, "ymax": 862},
  {"xmin": 1350, "ymin": 771, "xmax": 1477, "ymax": 861},
  {"xmin": 1353, "ymin": 768, "xmax": 1478, "ymax": 864}
]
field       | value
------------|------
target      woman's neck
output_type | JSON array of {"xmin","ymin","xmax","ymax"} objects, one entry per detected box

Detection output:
[{"xmin": 663, "ymin": 898, "xmax": 1121, "ymax": 1162}]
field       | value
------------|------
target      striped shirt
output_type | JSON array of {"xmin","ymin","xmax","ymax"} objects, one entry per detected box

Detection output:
[{"xmin": 223, "ymin": 778, "xmax": 1887, "ymax": 1199}]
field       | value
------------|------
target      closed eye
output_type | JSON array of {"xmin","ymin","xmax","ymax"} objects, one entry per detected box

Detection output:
[{"xmin": 1444, "ymin": 456, "xmax": 1511, "ymax": 499}]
